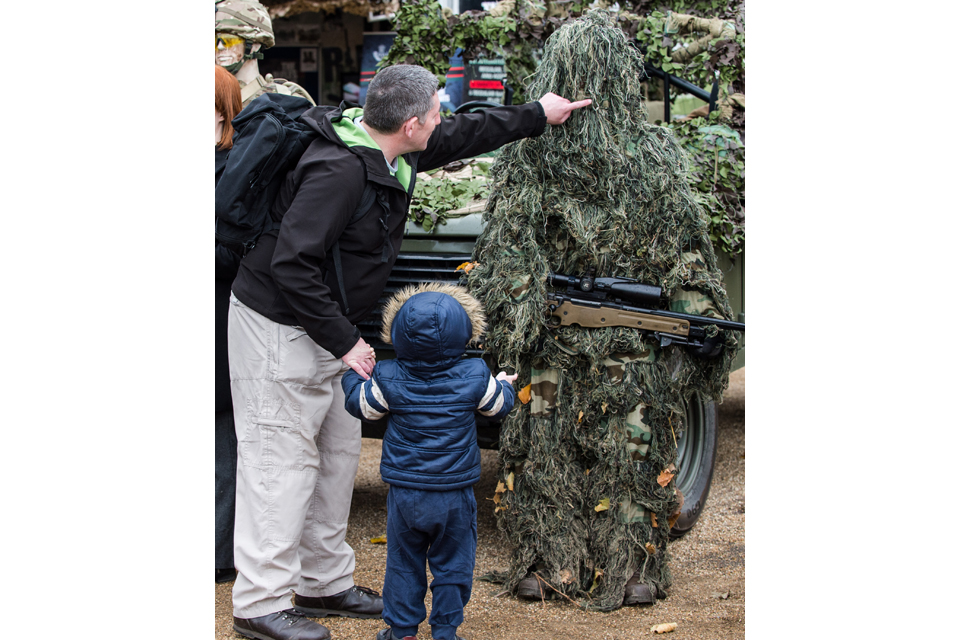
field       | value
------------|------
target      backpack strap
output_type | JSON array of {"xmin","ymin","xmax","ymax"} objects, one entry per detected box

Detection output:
[{"xmin": 331, "ymin": 181, "xmax": 380, "ymax": 315}]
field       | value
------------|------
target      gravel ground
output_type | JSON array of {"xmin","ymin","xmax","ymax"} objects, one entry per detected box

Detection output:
[{"xmin": 215, "ymin": 368, "xmax": 745, "ymax": 640}]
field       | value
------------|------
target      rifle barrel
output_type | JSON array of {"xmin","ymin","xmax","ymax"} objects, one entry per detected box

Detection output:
[{"xmin": 645, "ymin": 307, "xmax": 745, "ymax": 332}]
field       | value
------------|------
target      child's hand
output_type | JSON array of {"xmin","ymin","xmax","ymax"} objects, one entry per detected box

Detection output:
[{"xmin": 496, "ymin": 371, "xmax": 518, "ymax": 384}]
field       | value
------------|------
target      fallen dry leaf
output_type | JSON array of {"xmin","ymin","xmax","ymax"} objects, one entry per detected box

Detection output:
[
  {"xmin": 594, "ymin": 498, "xmax": 610, "ymax": 512},
  {"xmin": 493, "ymin": 480, "xmax": 506, "ymax": 505},
  {"xmin": 559, "ymin": 569, "xmax": 574, "ymax": 584},
  {"xmin": 667, "ymin": 488, "xmax": 685, "ymax": 529},
  {"xmin": 650, "ymin": 512, "xmax": 658, "ymax": 528},
  {"xmin": 506, "ymin": 472, "xmax": 515, "ymax": 491},
  {"xmin": 588, "ymin": 568, "xmax": 605, "ymax": 593},
  {"xmin": 518, "ymin": 384, "xmax": 532, "ymax": 404},
  {"xmin": 651, "ymin": 622, "xmax": 677, "ymax": 634},
  {"xmin": 370, "ymin": 535, "xmax": 387, "ymax": 544},
  {"xmin": 456, "ymin": 261, "xmax": 478, "ymax": 273},
  {"xmin": 657, "ymin": 464, "xmax": 677, "ymax": 487},
  {"xmin": 578, "ymin": 411, "xmax": 584, "ymax": 423},
  {"xmin": 645, "ymin": 542, "xmax": 657, "ymax": 555}
]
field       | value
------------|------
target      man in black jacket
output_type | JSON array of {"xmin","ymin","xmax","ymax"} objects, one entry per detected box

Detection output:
[{"xmin": 228, "ymin": 63, "xmax": 590, "ymax": 640}]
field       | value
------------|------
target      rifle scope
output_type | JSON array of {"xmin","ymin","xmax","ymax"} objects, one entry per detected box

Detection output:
[{"xmin": 548, "ymin": 273, "xmax": 663, "ymax": 307}]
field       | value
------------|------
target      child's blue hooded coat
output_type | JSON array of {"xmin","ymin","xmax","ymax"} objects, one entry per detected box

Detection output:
[{"xmin": 342, "ymin": 283, "xmax": 515, "ymax": 490}]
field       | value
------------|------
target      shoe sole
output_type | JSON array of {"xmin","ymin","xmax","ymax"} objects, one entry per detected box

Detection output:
[
  {"xmin": 233, "ymin": 624, "xmax": 332, "ymax": 640},
  {"xmin": 623, "ymin": 594, "xmax": 656, "ymax": 606},
  {"xmin": 233, "ymin": 625, "xmax": 271, "ymax": 640},
  {"xmin": 293, "ymin": 606, "xmax": 382, "ymax": 619}
]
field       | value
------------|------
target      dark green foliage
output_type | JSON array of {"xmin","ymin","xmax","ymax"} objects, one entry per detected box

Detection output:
[
  {"xmin": 378, "ymin": 0, "xmax": 453, "ymax": 85},
  {"xmin": 409, "ymin": 162, "xmax": 492, "ymax": 232},
  {"xmin": 671, "ymin": 113, "xmax": 744, "ymax": 255}
]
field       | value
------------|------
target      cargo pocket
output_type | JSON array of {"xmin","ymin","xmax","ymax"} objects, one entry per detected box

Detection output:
[
  {"xmin": 285, "ymin": 326, "xmax": 308, "ymax": 341},
  {"xmin": 278, "ymin": 325, "xmax": 332, "ymax": 386},
  {"xmin": 239, "ymin": 395, "xmax": 305, "ymax": 471}
]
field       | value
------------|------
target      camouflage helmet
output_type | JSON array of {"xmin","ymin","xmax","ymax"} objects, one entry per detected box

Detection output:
[{"xmin": 215, "ymin": 0, "xmax": 275, "ymax": 49}]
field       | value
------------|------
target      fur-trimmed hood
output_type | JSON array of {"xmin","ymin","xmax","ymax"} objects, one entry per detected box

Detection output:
[
  {"xmin": 380, "ymin": 283, "xmax": 486, "ymax": 368},
  {"xmin": 380, "ymin": 282, "xmax": 486, "ymax": 345}
]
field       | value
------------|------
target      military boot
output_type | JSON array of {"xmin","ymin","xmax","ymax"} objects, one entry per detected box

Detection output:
[
  {"xmin": 623, "ymin": 570, "xmax": 666, "ymax": 606},
  {"xmin": 517, "ymin": 574, "xmax": 554, "ymax": 600}
]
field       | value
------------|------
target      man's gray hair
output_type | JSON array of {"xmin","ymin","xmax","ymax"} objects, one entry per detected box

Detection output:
[{"xmin": 363, "ymin": 64, "xmax": 439, "ymax": 134}]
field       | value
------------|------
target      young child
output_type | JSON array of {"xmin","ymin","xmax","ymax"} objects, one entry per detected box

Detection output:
[{"xmin": 341, "ymin": 283, "xmax": 517, "ymax": 640}]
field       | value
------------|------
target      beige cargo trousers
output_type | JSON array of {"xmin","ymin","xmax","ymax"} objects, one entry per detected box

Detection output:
[{"xmin": 228, "ymin": 293, "xmax": 362, "ymax": 618}]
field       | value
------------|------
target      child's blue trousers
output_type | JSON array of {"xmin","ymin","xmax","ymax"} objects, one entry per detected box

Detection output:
[{"xmin": 383, "ymin": 485, "xmax": 477, "ymax": 640}]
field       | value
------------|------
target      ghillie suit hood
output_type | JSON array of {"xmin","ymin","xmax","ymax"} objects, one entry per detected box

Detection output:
[{"xmin": 466, "ymin": 10, "xmax": 740, "ymax": 611}]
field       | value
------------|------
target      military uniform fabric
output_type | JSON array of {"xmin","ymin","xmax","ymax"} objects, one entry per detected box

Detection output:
[{"xmin": 240, "ymin": 73, "xmax": 316, "ymax": 109}]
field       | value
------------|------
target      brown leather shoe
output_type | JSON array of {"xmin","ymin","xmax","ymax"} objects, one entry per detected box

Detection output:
[
  {"xmin": 623, "ymin": 572, "xmax": 657, "ymax": 606},
  {"xmin": 294, "ymin": 585, "xmax": 383, "ymax": 619},
  {"xmin": 234, "ymin": 608, "xmax": 331, "ymax": 640},
  {"xmin": 517, "ymin": 574, "xmax": 552, "ymax": 600}
]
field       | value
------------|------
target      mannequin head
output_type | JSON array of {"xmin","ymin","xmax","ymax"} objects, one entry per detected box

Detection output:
[{"xmin": 214, "ymin": 0, "xmax": 273, "ymax": 79}]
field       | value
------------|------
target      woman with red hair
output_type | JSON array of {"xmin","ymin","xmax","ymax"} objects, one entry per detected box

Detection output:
[
  {"xmin": 216, "ymin": 64, "xmax": 242, "ymax": 152},
  {"xmin": 216, "ymin": 64, "xmax": 243, "ymax": 584}
]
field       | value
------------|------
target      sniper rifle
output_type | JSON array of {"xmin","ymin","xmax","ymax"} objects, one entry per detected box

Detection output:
[{"xmin": 546, "ymin": 272, "xmax": 745, "ymax": 358}]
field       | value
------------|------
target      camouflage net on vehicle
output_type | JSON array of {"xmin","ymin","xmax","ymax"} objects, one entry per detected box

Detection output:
[{"xmin": 465, "ymin": 10, "xmax": 740, "ymax": 611}]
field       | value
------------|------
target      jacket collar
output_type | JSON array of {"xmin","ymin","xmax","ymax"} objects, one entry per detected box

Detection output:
[{"xmin": 330, "ymin": 108, "xmax": 413, "ymax": 192}]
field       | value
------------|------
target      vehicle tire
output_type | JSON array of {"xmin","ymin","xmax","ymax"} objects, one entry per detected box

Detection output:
[{"xmin": 669, "ymin": 392, "xmax": 718, "ymax": 538}]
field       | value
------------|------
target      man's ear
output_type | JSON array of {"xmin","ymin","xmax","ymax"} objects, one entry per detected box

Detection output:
[{"xmin": 403, "ymin": 116, "xmax": 418, "ymax": 139}]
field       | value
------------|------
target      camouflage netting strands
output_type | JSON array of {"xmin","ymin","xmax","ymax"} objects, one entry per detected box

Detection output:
[{"xmin": 466, "ymin": 10, "xmax": 740, "ymax": 611}]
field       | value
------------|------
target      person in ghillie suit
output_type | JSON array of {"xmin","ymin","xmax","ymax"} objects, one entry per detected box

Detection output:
[
  {"xmin": 342, "ymin": 283, "xmax": 517, "ymax": 640},
  {"xmin": 465, "ymin": 10, "xmax": 740, "ymax": 611}
]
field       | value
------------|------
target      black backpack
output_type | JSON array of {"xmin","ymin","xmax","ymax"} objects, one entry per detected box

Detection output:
[
  {"xmin": 215, "ymin": 93, "xmax": 318, "ymax": 255},
  {"xmin": 215, "ymin": 93, "xmax": 381, "ymax": 313}
]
